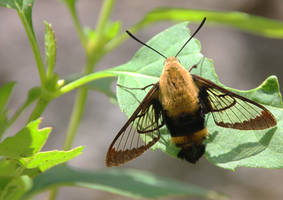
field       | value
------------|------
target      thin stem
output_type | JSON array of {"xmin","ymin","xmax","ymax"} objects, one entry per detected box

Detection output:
[
  {"xmin": 86, "ymin": 0, "xmax": 115, "ymax": 59},
  {"xmin": 17, "ymin": 10, "xmax": 46, "ymax": 86},
  {"xmin": 50, "ymin": 1, "xmax": 115, "ymax": 199},
  {"xmin": 65, "ymin": 2, "xmax": 87, "ymax": 48},
  {"xmin": 62, "ymin": 54, "xmax": 102, "ymax": 151},
  {"xmin": 63, "ymin": 0, "xmax": 115, "ymax": 151},
  {"xmin": 63, "ymin": 88, "xmax": 88, "ymax": 150},
  {"xmin": 96, "ymin": 0, "xmax": 115, "ymax": 36},
  {"xmin": 55, "ymin": 71, "xmax": 115, "ymax": 97},
  {"xmin": 49, "ymin": 189, "xmax": 58, "ymax": 200}
]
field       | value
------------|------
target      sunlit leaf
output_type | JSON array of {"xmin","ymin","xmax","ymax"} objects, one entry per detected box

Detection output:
[{"xmin": 19, "ymin": 146, "xmax": 84, "ymax": 172}]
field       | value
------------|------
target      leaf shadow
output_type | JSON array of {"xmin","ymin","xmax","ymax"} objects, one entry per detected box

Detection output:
[{"xmin": 206, "ymin": 127, "xmax": 277, "ymax": 164}]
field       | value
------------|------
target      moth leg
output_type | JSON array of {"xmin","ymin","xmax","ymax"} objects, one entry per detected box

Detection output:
[
  {"xmin": 189, "ymin": 56, "xmax": 205, "ymax": 73},
  {"xmin": 117, "ymin": 83, "xmax": 156, "ymax": 104},
  {"xmin": 188, "ymin": 65, "xmax": 197, "ymax": 72},
  {"xmin": 117, "ymin": 83, "xmax": 155, "ymax": 91}
]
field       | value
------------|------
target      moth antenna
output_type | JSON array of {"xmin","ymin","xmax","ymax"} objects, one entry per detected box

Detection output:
[
  {"xmin": 175, "ymin": 17, "xmax": 206, "ymax": 58},
  {"xmin": 126, "ymin": 31, "xmax": 167, "ymax": 59}
]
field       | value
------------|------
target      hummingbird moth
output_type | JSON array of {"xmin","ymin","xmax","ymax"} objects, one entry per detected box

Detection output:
[{"xmin": 106, "ymin": 18, "xmax": 277, "ymax": 167}]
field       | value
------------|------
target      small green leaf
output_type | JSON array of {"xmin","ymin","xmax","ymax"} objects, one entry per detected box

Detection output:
[
  {"xmin": 107, "ymin": 22, "xmax": 283, "ymax": 170},
  {"xmin": 0, "ymin": 118, "xmax": 51, "ymax": 158},
  {"xmin": 84, "ymin": 27, "xmax": 97, "ymax": 42},
  {"xmin": 104, "ymin": 21, "xmax": 121, "ymax": 42},
  {"xmin": 24, "ymin": 164, "xmax": 224, "ymax": 199},
  {"xmin": 0, "ymin": 82, "xmax": 16, "ymax": 137},
  {"xmin": 0, "ymin": 82, "xmax": 16, "ymax": 113},
  {"xmin": 140, "ymin": 8, "xmax": 283, "ymax": 38},
  {"xmin": 44, "ymin": 21, "xmax": 57, "ymax": 79},
  {"xmin": 19, "ymin": 146, "xmax": 84, "ymax": 172},
  {"xmin": 25, "ymin": 87, "xmax": 41, "ymax": 107}
]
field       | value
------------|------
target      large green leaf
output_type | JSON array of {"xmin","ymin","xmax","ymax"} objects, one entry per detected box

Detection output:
[
  {"xmin": 106, "ymin": 22, "xmax": 283, "ymax": 170},
  {"xmin": 24, "ymin": 164, "xmax": 223, "ymax": 199}
]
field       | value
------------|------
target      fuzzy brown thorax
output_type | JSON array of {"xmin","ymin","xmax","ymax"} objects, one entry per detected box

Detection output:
[{"xmin": 159, "ymin": 57, "xmax": 200, "ymax": 117}]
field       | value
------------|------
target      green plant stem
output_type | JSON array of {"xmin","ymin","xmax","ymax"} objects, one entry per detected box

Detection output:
[
  {"xmin": 17, "ymin": 10, "xmax": 46, "ymax": 86},
  {"xmin": 63, "ymin": 0, "xmax": 115, "ymax": 151},
  {"xmin": 63, "ymin": 88, "xmax": 88, "ymax": 150},
  {"xmin": 50, "ymin": 1, "xmax": 115, "ymax": 199},
  {"xmin": 49, "ymin": 189, "xmax": 57, "ymax": 200},
  {"xmin": 55, "ymin": 71, "xmax": 115, "ymax": 97},
  {"xmin": 96, "ymin": 0, "xmax": 115, "ymax": 36},
  {"xmin": 64, "ymin": 1, "xmax": 87, "ymax": 48}
]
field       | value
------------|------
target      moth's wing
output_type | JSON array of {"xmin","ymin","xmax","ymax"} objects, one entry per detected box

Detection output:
[
  {"xmin": 106, "ymin": 83, "xmax": 164, "ymax": 167},
  {"xmin": 192, "ymin": 74, "xmax": 277, "ymax": 130}
]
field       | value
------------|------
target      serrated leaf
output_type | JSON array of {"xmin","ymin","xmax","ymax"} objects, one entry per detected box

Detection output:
[
  {"xmin": 44, "ymin": 21, "xmax": 56, "ymax": 79},
  {"xmin": 24, "ymin": 164, "xmax": 224, "ymax": 199},
  {"xmin": 0, "ymin": 118, "xmax": 51, "ymax": 158},
  {"xmin": 19, "ymin": 146, "xmax": 84, "ymax": 172},
  {"xmin": 106, "ymin": 22, "xmax": 283, "ymax": 170}
]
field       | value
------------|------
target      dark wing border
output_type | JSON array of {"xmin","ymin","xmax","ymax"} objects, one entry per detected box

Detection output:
[{"xmin": 193, "ymin": 74, "xmax": 277, "ymax": 130}]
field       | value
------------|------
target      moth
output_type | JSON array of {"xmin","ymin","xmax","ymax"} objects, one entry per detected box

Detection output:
[{"xmin": 106, "ymin": 18, "xmax": 277, "ymax": 167}]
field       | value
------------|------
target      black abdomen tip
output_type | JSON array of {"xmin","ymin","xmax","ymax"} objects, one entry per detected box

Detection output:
[{"xmin": 177, "ymin": 144, "xmax": 206, "ymax": 163}]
